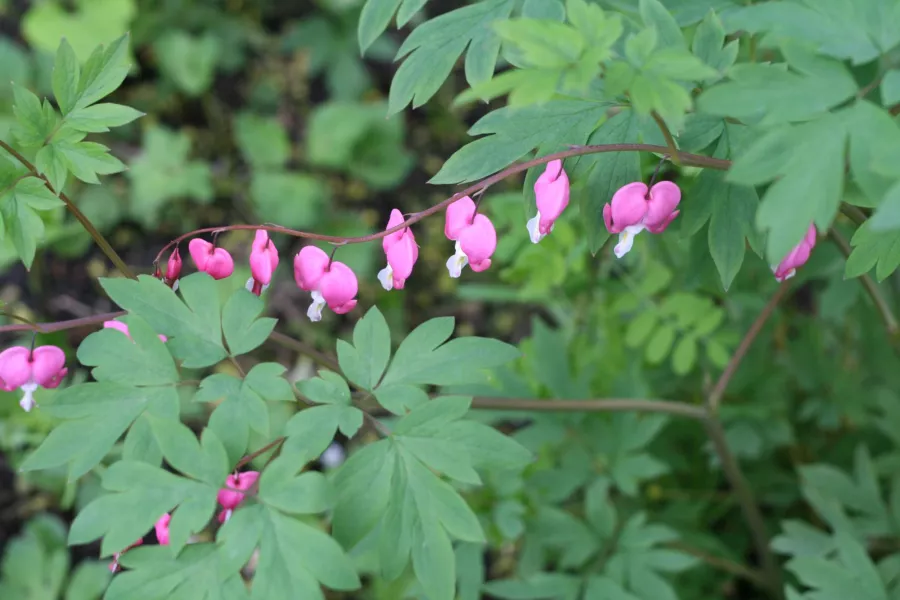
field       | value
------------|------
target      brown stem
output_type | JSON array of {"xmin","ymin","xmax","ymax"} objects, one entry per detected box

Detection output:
[
  {"xmin": 665, "ymin": 541, "xmax": 769, "ymax": 591},
  {"xmin": 651, "ymin": 111, "xmax": 681, "ymax": 166},
  {"xmin": 470, "ymin": 396, "xmax": 705, "ymax": 420},
  {"xmin": 830, "ymin": 228, "xmax": 899, "ymax": 336},
  {"xmin": 0, "ymin": 140, "xmax": 137, "ymax": 280},
  {"xmin": 235, "ymin": 437, "xmax": 285, "ymax": 469},
  {"xmin": 707, "ymin": 281, "xmax": 790, "ymax": 413},
  {"xmin": 152, "ymin": 143, "xmax": 731, "ymax": 264},
  {"xmin": 0, "ymin": 311, "xmax": 125, "ymax": 334},
  {"xmin": 840, "ymin": 204, "xmax": 869, "ymax": 226}
]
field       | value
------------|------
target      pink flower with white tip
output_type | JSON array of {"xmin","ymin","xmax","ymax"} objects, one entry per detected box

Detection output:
[
  {"xmin": 378, "ymin": 209, "xmax": 418, "ymax": 291},
  {"xmin": 155, "ymin": 513, "xmax": 171, "ymax": 546},
  {"xmin": 0, "ymin": 345, "xmax": 67, "ymax": 412},
  {"xmin": 293, "ymin": 247, "xmax": 358, "ymax": 321},
  {"xmin": 603, "ymin": 181, "xmax": 681, "ymax": 258},
  {"xmin": 773, "ymin": 225, "xmax": 817, "ymax": 282},
  {"xmin": 188, "ymin": 238, "xmax": 234, "ymax": 280},
  {"xmin": 444, "ymin": 196, "xmax": 497, "ymax": 277},
  {"xmin": 165, "ymin": 248, "xmax": 182, "ymax": 290},
  {"xmin": 217, "ymin": 471, "xmax": 259, "ymax": 523},
  {"xmin": 527, "ymin": 159, "xmax": 570, "ymax": 243},
  {"xmin": 246, "ymin": 230, "xmax": 279, "ymax": 296},
  {"xmin": 104, "ymin": 320, "xmax": 167, "ymax": 342}
]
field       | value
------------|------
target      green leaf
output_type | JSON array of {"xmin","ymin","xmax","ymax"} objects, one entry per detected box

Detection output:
[
  {"xmin": 35, "ymin": 144, "xmax": 69, "ymax": 194},
  {"xmin": 435, "ymin": 420, "xmax": 532, "ymax": 471},
  {"xmin": 359, "ymin": 0, "xmax": 402, "ymax": 54},
  {"xmin": 65, "ymin": 103, "xmax": 144, "ymax": 133},
  {"xmin": 350, "ymin": 306, "xmax": 391, "ymax": 389},
  {"xmin": 154, "ymin": 31, "xmax": 219, "ymax": 96},
  {"xmin": 284, "ymin": 405, "xmax": 363, "ymax": 462},
  {"xmin": 388, "ymin": 0, "xmax": 515, "ymax": 115},
  {"xmin": 494, "ymin": 19, "xmax": 584, "ymax": 69},
  {"xmin": 697, "ymin": 59, "xmax": 857, "ymax": 125},
  {"xmin": 640, "ymin": 0, "xmax": 685, "ymax": 49},
  {"xmin": 374, "ymin": 383, "xmax": 430, "ymax": 415},
  {"xmin": 870, "ymin": 181, "xmax": 900, "ymax": 232},
  {"xmin": 244, "ymin": 362, "xmax": 294, "ymax": 402},
  {"xmin": 56, "ymin": 140, "xmax": 127, "ymax": 184},
  {"xmin": 524, "ymin": 0, "xmax": 564, "ymax": 20},
  {"xmin": 259, "ymin": 470, "xmax": 333, "ymax": 515},
  {"xmin": 74, "ymin": 33, "xmax": 132, "ymax": 111},
  {"xmin": 432, "ymin": 100, "xmax": 609, "ymax": 185},
  {"xmin": 882, "ymin": 68, "xmax": 900, "ymax": 107},
  {"xmin": 12, "ymin": 84, "xmax": 59, "ymax": 148},
  {"xmin": 380, "ymin": 320, "xmax": 519, "ymax": 387},
  {"xmin": 691, "ymin": 9, "xmax": 737, "ymax": 80},
  {"xmin": 671, "ymin": 336, "xmax": 697, "ymax": 375},
  {"xmin": 703, "ymin": 170, "xmax": 759, "ymax": 289},
  {"xmin": 645, "ymin": 324, "xmax": 676, "ymax": 364},
  {"xmin": 845, "ymin": 222, "xmax": 900, "ymax": 282},
  {"xmin": 296, "ymin": 370, "xmax": 351, "ymax": 405},
  {"xmin": 222, "ymin": 288, "xmax": 276, "ymax": 356},
  {"xmin": 77, "ymin": 316, "xmax": 176, "ymax": 385},
  {"xmin": 233, "ymin": 113, "xmax": 290, "ymax": 169},
  {"xmin": 576, "ymin": 110, "xmax": 641, "ymax": 253},
  {"xmin": 100, "ymin": 273, "xmax": 227, "ymax": 368},
  {"xmin": 53, "ymin": 38, "xmax": 81, "ymax": 115},
  {"xmin": 0, "ymin": 176, "xmax": 66, "ymax": 269}
]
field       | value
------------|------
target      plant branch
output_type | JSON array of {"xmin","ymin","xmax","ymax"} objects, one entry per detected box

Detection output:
[
  {"xmin": 830, "ymin": 228, "xmax": 899, "ymax": 336},
  {"xmin": 267, "ymin": 331, "xmax": 342, "ymax": 372},
  {"xmin": 152, "ymin": 143, "xmax": 731, "ymax": 264},
  {"xmin": 0, "ymin": 311, "xmax": 125, "ymax": 334},
  {"xmin": 664, "ymin": 541, "xmax": 769, "ymax": 590},
  {"xmin": 707, "ymin": 281, "xmax": 790, "ymax": 413},
  {"xmin": 470, "ymin": 396, "xmax": 706, "ymax": 420},
  {"xmin": 0, "ymin": 140, "xmax": 137, "ymax": 280},
  {"xmin": 650, "ymin": 111, "xmax": 681, "ymax": 166},
  {"xmin": 235, "ymin": 437, "xmax": 284, "ymax": 469},
  {"xmin": 840, "ymin": 203, "xmax": 869, "ymax": 226}
]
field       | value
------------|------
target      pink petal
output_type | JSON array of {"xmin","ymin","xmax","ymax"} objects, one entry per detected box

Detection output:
[
  {"xmin": 166, "ymin": 248, "xmax": 182, "ymax": 281},
  {"xmin": 249, "ymin": 231, "xmax": 278, "ymax": 286},
  {"xmin": 445, "ymin": 196, "xmax": 477, "ymax": 240},
  {"xmin": 644, "ymin": 181, "xmax": 681, "ymax": 230},
  {"xmin": 603, "ymin": 203, "xmax": 618, "ymax": 233},
  {"xmin": 459, "ymin": 214, "xmax": 497, "ymax": 268},
  {"xmin": 188, "ymin": 239, "xmax": 214, "ymax": 272},
  {"xmin": 386, "ymin": 234, "xmax": 418, "ymax": 289},
  {"xmin": 320, "ymin": 262, "xmax": 359, "ymax": 314},
  {"xmin": 804, "ymin": 224, "xmax": 818, "ymax": 248},
  {"xmin": 383, "ymin": 209, "xmax": 408, "ymax": 252},
  {"xmin": 155, "ymin": 514, "xmax": 171, "ymax": 546},
  {"xmin": 646, "ymin": 210, "xmax": 679, "ymax": 234},
  {"xmin": 205, "ymin": 248, "xmax": 235, "ymax": 280},
  {"xmin": 609, "ymin": 182, "xmax": 649, "ymax": 231},
  {"xmin": 0, "ymin": 347, "xmax": 31, "ymax": 389},
  {"xmin": 293, "ymin": 246, "xmax": 330, "ymax": 291},
  {"xmin": 535, "ymin": 160, "xmax": 570, "ymax": 234},
  {"xmin": 104, "ymin": 320, "xmax": 132, "ymax": 339},
  {"xmin": 31, "ymin": 346, "xmax": 66, "ymax": 388}
]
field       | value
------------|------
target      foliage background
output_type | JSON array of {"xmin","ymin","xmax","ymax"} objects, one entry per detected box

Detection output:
[{"xmin": 0, "ymin": 0, "xmax": 900, "ymax": 599}]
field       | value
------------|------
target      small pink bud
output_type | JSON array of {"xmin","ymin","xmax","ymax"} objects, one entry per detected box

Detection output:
[
  {"xmin": 293, "ymin": 246, "xmax": 330, "ymax": 292},
  {"xmin": 165, "ymin": 248, "xmax": 182, "ymax": 285},
  {"xmin": 527, "ymin": 160, "xmax": 570, "ymax": 243},
  {"xmin": 155, "ymin": 514, "xmax": 171, "ymax": 546},
  {"xmin": 217, "ymin": 471, "xmax": 260, "ymax": 515},
  {"xmin": 378, "ymin": 209, "xmax": 418, "ymax": 291},
  {"xmin": 104, "ymin": 320, "xmax": 167, "ymax": 343},
  {"xmin": 445, "ymin": 196, "xmax": 477, "ymax": 241},
  {"xmin": 0, "ymin": 345, "xmax": 67, "ymax": 412},
  {"xmin": 247, "ymin": 230, "xmax": 279, "ymax": 296},
  {"xmin": 774, "ymin": 225, "xmax": 817, "ymax": 282},
  {"xmin": 188, "ymin": 239, "xmax": 234, "ymax": 280},
  {"xmin": 603, "ymin": 181, "xmax": 681, "ymax": 258}
]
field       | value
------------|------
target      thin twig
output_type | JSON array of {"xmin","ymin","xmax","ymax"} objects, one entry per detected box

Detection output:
[
  {"xmin": 830, "ymin": 228, "xmax": 899, "ymax": 336},
  {"xmin": 268, "ymin": 331, "xmax": 342, "ymax": 373},
  {"xmin": 0, "ymin": 311, "xmax": 125, "ymax": 334},
  {"xmin": 650, "ymin": 111, "xmax": 681, "ymax": 166},
  {"xmin": 235, "ymin": 437, "xmax": 285, "ymax": 469},
  {"xmin": 152, "ymin": 143, "xmax": 731, "ymax": 263},
  {"xmin": 470, "ymin": 396, "xmax": 706, "ymax": 420},
  {"xmin": 840, "ymin": 204, "xmax": 869, "ymax": 226},
  {"xmin": 707, "ymin": 282, "xmax": 790, "ymax": 413},
  {"xmin": 0, "ymin": 140, "xmax": 137, "ymax": 280},
  {"xmin": 665, "ymin": 541, "xmax": 769, "ymax": 590}
]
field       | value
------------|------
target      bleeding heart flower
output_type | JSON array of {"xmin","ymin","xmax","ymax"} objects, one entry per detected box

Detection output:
[
  {"xmin": 165, "ymin": 248, "xmax": 182, "ymax": 290},
  {"xmin": 444, "ymin": 197, "xmax": 497, "ymax": 277},
  {"xmin": 603, "ymin": 181, "xmax": 681, "ymax": 258},
  {"xmin": 527, "ymin": 159, "xmax": 570, "ymax": 243},
  {"xmin": 246, "ymin": 230, "xmax": 279, "ymax": 296},
  {"xmin": 0, "ymin": 345, "xmax": 67, "ymax": 412},
  {"xmin": 294, "ymin": 247, "xmax": 359, "ymax": 321},
  {"xmin": 104, "ymin": 320, "xmax": 167, "ymax": 342},
  {"xmin": 155, "ymin": 514, "xmax": 171, "ymax": 546},
  {"xmin": 378, "ymin": 209, "xmax": 418, "ymax": 291},
  {"xmin": 773, "ymin": 225, "xmax": 817, "ymax": 282},
  {"xmin": 188, "ymin": 239, "xmax": 235, "ymax": 280},
  {"xmin": 217, "ymin": 471, "xmax": 259, "ymax": 523}
]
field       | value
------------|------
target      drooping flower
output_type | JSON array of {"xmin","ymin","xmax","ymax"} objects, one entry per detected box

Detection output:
[
  {"xmin": 246, "ymin": 230, "xmax": 279, "ymax": 296},
  {"xmin": 378, "ymin": 209, "xmax": 418, "ymax": 291},
  {"xmin": 444, "ymin": 196, "xmax": 497, "ymax": 277},
  {"xmin": 165, "ymin": 248, "xmax": 182, "ymax": 290},
  {"xmin": 293, "ymin": 247, "xmax": 359, "ymax": 321},
  {"xmin": 217, "ymin": 471, "xmax": 259, "ymax": 523},
  {"xmin": 0, "ymin": 345, "xmax": 67, "ymax": 412},
  {"xmin": 103, "ymin": 320, "xmax": 167, "ymax": 342},
  {"xmin": 109, "ymin": 538, "xmax": 143, "ymax": 573},
  {"xmin": 773, "ymin": 225, "xmax": 817, "ymax": 282},
  {"xmin": 188, "ymin": 239, "xmax": 234, "ymax": 280},
  {"xmin": 603, "ymin": 181, "xmax": 681, "ymax": 258},
  {"xmin": 155, "ymin": 514, "xmax": 171, "ymax": 546},
  {"xmin": 527, "ymin": 159, "xmax": 570, "ymax": 244}
]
